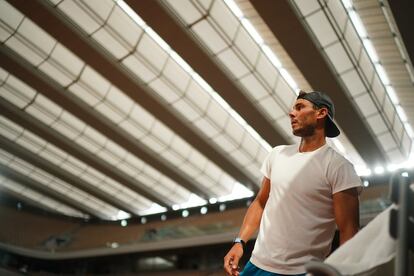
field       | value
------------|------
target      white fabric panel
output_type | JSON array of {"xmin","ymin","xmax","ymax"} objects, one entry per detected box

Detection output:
[
  {"xmin": 239, "ymin": 74, "xmax": 268, "ymax": 101},
  {"xmin": 340, "ymin": 69, "xmax": 366, "ymax": 97},
  {"xmin": 165, "ymin": 0, "xmax": 203, "ymax": 25},
  {"xmin": 122, "ymin": 55, "xmax": 156, "ymax": 83},
  {"xmin": 366, "ymin": 113, "xmax": 388, "ymax": 135},
  {"xmin": 234, "ymin": 26, "xmax": 260, "ymax": 66},
  {"xmin": 324, "ymin": 42, "xmax": 353, "ymax": 73},
  {"xmin": 192, "ymin": 20, "xmax": 227, "ymax": 54},
  {"xmin": 305, "ymin": 10, "xmax": 337, "ymax": 47},
  {"xmin": 138, "ymin": 34, "xmax": 168, "ymax": 71},
  {"xmin": 294, "ymin": 0, "xmax": 320, "ymax": 17},
  {"xmin": 354, "ymin": 94, "xmax": 378, "ymax": 117},
  {"xmin": 217, "ymin": 48, "xmax": 250, "ymax": 79},
  {"xmin": 210, "ymin": 0, "xmax": 239, "ymax": 40},
  {"xmin": 344, "ymin": 20, "xmax": 363, "ymax": 59},
  {"xmin": 58, "ymin": 0, "xmax": 101, "ymax": 34}
]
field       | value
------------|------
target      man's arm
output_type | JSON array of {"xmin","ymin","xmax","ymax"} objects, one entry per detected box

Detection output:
[
  {"xmin": 333, "ymin": 187, "xmax": 359, "ymax": 245},
  {"xmin": 223, "ymin": 177, "xmax": 270, "ymax": 276}
]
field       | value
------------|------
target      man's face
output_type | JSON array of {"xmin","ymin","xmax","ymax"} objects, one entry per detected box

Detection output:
[{"xmin": 289, "ymin": 99, "xmax": 319, "ymax": 137}]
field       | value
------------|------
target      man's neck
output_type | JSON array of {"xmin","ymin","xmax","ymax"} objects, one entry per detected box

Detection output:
[{"xmin": 299, "ymin": 134, "xmax": 326, "ymax": 152}]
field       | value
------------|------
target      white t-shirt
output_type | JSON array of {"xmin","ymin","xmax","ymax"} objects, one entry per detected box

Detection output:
[{"xmin": 250, "ymin": 143, "xmax": 362, "ymax": 274}]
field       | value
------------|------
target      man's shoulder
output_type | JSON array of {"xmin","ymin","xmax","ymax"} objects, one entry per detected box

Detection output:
[
  {"xmin": 270, "ymin": 144, "xmax": 296, "ymax": 155},
  {"xmin": 324, "ymin": 144, "xmax": 353, "ymax": 168}
]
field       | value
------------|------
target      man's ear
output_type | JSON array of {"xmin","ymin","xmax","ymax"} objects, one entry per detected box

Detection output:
[{"xmin": 317, "ymin": 107, "xmax": 328, "ymax": 120}]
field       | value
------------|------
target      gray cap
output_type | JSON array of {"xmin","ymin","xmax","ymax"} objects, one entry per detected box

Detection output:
[{"xmin": 297, "ymin": 91, "xmax": 340, "ymax": 138}]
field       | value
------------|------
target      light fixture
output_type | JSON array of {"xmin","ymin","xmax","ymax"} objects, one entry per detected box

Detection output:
[
  {"xmin": 120, "ymin": 219, "xmax": 127, "ymax": 227},
  {"xmin": 374, "ymin": 166, "xmax": 385, "ymax": 175},
  {"xmin": 200, "ymin": 206, "xmax": 208, "ymax": 215},
  {"xmin": 219, "ymin": 204, "xmax": 226, "ymax": 212},
  {"xmin": 209, "ymin": 198, "xmax": 217, "ymax": 204},
  {"xmin": 116, "ymin": 0, "xmax": 272, "ymax": 153},
  {"xmin": 182, "ymin": 210, "xmax": 189, "ymax": 217},
  {"xmin": 401, "ymin": 172, "xmax": 409, "ymax": 177},
  {"xmin": 161, "ymin": 214, "xmax": 167, "ymax": 221},
  {"xmin": 140, "ymin": 217, "xmax": 147, "ymax": 224},
  {"xmin": 363, "ymin": 180, "xmax": 369, "ymax": 187}
]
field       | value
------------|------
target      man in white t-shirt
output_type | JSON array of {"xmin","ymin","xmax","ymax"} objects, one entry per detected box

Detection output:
[{"xmin": 224, "ymin": 91, "xmax": 362, "ymax": 276}]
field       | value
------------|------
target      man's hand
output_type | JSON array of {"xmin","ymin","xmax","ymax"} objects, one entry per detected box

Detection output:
[{"xmin": 224, "ymin": 243, "xmax": 243, "ymax": 276}]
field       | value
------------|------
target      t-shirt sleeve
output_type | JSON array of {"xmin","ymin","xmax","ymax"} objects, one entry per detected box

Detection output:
[
  {"xmin": 329, "ymin": 161, "xmax": 363, "ymax": 194},
  {"xmin": 260, "ymin": 148, "xmax": 277, "ymax": 179}
]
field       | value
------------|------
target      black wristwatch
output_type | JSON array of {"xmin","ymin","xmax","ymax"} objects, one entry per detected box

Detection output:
[{"xmin": 233, "ymin": 237, "xmax": 246, "ymax": 251}]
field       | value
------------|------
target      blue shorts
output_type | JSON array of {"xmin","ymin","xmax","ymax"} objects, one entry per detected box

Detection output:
[{"xmin": 240, "ymin": 261, "xmax": 306, "ymax": 276}]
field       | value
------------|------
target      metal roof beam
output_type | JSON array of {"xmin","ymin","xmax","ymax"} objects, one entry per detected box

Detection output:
[
  {"xmin": 0, "ymin": 133, "xmax": 146, "ymax": 215},
  {"xmin": 0, "ymin": 97, "xmax": 168, "ymax": 206},
  {"xmin": 251, "ymin": 0, "xmax": 386, "ymax": 165},
  {"xmin": 0, "ymin": 45, "xmax": 211, "ymax": 200},
  {"xmin": 6, "ymin": 0, "xmax": 257, "ymax": 190},
  {"xmin": 127, "ymin": 0, "xmax": 288, "ymax": 147},
  {"xmin": 0, "ymin": 186, "xmax": 67, "ymax": 217},
  {"xmin": 0, "ymin": 164, "xmax": 100, "ymax": 219}
]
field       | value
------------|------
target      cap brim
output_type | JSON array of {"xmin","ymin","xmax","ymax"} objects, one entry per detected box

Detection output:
[{"xmin": 326, "ymin": 116, "xmax": 340, "ymax": 138}]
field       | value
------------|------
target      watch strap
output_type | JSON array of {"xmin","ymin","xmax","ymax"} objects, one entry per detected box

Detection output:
[{"xmin": 233, "ymin": 237, "xmax": 246, "ymax": 250}]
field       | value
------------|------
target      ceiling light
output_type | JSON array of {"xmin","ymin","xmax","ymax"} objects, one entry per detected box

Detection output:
[
  {"xmin": 161, "ymin": 214, "xmax": 167, "ymax": 221},
  {"xmin": 401, "ymin": 172, "xmax": 409, "ymax": 177},
  {"xmin": 374, "ymin": 166, "xmax": 384, "ymax": 174},
  {"xmin": 140, "ymin": 217, "xmax": 147, "ymax": 224},
  {"xmin": 182, "ymin": 210, "xmax": 189, "ymax": 217},
  {"xmin": 120, "ymin": 219, "xmax": 127, "ymax": 227},
  {"xmin": 200, "ymin": 206, "xmax": 208, "ymax": 215},
  {"xmin": 109, "ymin": 242, "xmax": 119, "ymax": 248},
  {"xmin": 363, "ymin": 180, "xmax": 369, "ymax": 187},
  {"xmin": 219, "ymin": 204, "xmax": 226, "ymax": 212},
  {"xmin": 209, "ymin": 197, "xmax": 217, "ymax": 204}
]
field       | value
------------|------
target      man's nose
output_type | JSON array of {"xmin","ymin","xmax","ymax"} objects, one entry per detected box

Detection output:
[{"xmin": 289, "ymin": 110, "xmax": 295, "ymax": 119}]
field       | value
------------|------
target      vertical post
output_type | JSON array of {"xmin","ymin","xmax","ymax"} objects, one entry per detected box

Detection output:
[{"xmin": 395, "ymin": 174, "xmax": 409, "ymax": 276}]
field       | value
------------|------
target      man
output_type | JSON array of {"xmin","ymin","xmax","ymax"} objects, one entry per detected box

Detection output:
[{"xmin": 224, "ymin": 91, "xmax": 362, "ymax": 276}]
